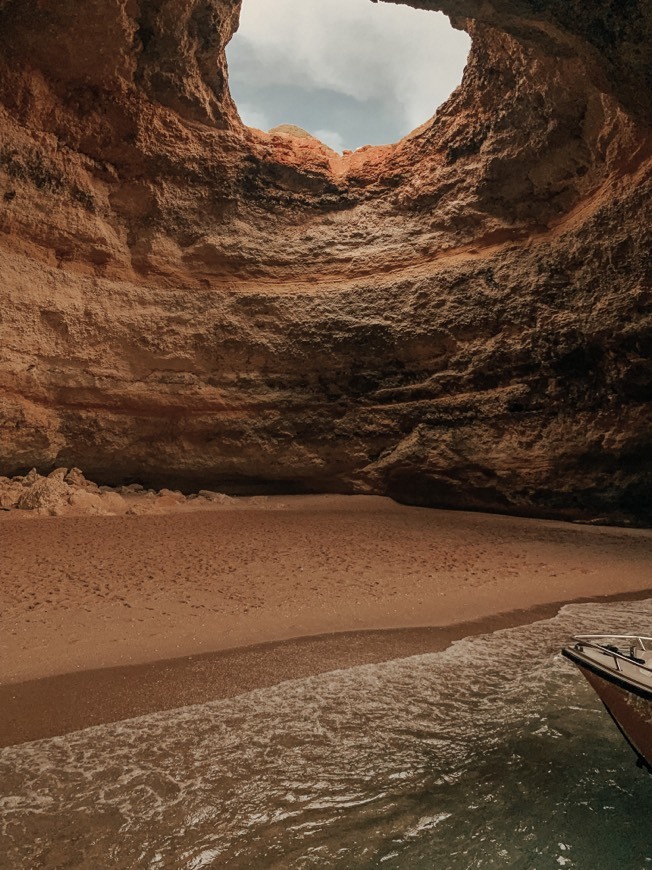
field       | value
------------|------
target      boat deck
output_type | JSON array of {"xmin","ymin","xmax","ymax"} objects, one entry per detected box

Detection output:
[{"xmin": 564, "ymin": 635, "xmax": 652, "ymax": 697}]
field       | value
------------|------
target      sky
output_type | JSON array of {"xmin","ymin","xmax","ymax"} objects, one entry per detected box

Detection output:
[{"xmin": 226, "ymin": 0, "xmax": 471, "ymax": 153}]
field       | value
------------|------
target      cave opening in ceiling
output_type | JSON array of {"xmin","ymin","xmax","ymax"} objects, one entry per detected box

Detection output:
[{"xmin": 226, "ymin": 0, "xmax": 471, "ymax": 153}]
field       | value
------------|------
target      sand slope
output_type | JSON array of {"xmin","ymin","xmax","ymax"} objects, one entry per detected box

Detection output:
[{"xmin": 2, "ymin": 495, "xmax": 651, "ymax": 685}]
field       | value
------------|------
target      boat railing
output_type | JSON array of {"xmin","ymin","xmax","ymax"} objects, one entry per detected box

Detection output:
[{"xmin": 571, "ymin": 635, "xmax": 652, "ymax": 675}]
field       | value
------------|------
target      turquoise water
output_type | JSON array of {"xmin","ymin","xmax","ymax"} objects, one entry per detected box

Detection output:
[{"xmin": 1, "ymin": 599, "xmax": 652, "ymax": 869}]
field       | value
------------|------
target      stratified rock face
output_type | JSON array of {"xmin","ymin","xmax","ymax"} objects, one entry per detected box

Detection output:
[{"xmin": 0, "ymin": 0, "xmax": 650, "ymax": 524}]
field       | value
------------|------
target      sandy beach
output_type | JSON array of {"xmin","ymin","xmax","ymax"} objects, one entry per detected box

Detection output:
[{"xmin": 2, "ymin": 495, "xmax": 652, "ymax": 745}]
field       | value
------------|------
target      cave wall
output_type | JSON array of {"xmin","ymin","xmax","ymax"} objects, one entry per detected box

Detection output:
[{"xmin": 0, "ymin": 0, "xmax": 650, "ymax": 523}]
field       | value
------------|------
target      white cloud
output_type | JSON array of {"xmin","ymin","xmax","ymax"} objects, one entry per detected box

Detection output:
[
  {"xmin": 312, "ymin": 128, "xmax": 345, "ymax": 152},
  {"xmin": 236, "ymin": 101, "xmax": 270, "ymax": 132},
  {"xmin": 227, "ymin": 0, "xmax": 470, "ymax": 149}
]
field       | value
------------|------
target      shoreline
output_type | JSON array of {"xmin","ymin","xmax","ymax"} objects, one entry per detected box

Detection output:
[
  {"xmin": 3, "ymin": 588, "xmax": 652, "ymax": 748},
  {"xmin": 2, "ymin": 495, "xmax": 652, "ymax": 747}
]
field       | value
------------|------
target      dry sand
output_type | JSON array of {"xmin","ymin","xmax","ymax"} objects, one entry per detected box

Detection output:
[{"xmin": 1, "ymin": 495, "xmax": 651, "ymax": 745}]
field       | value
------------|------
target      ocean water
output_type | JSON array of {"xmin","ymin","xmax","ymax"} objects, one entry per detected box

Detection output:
[{"xmin": 2, "ymin": 599, "xmax": 652, "ymax": 869}]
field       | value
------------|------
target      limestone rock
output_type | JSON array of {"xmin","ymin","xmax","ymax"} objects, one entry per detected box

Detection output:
[
  {"xmin": 65, "ymin": 468, "xmax": 90, "ymax": 488},
  {"xmin": 198, "ymin": 490, "xmax": 233, "ymax": 504},
  {"xmin": 100, "ymin": 491, "xmax": 128, "ymax": 514},
  {"xmin": 158, "ymin": 489, "xmax": 186, "ymax": 503},
  {"xmin": 0, "ymin": 477, "xmax": 24, "ymax": 509},
  {"xmin": 269, "ymin": 125, "xmax": 315, "ymax": 140},
  {"xmin": 0, "ymin": 0, "xmax": 650, "ymax": 525},
  {"xmin": 47, "ymin": 467, "xmax": 69, "ymax": 481},
  {"xmin": 21, "ymin": 470, "xmax": 41, "ymax": 488},
  {"xmin": 17, "ymin": 477, "xmax": 71, "ymax": 515},
  {"xmin": 67, "ymin": 490, "xmax": 106, "ymax": 515}
]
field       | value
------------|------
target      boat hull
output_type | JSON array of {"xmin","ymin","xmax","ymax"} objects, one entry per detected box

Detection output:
[{"xmin": 563, "ymin": 647, "xmax": 652, "ymax": 771}]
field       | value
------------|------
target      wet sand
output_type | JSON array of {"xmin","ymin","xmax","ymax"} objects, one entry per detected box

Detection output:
[
  {"xmin": 2, "ymin": 495, "xmax": 651, "ymax": 746},
  {"xmin": 5, "ymin": 595, "xmax": 652, "ymax": 748}
]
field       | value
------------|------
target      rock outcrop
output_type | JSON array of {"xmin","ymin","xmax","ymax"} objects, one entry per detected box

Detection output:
[
  {"xmin": 0, "ymin": 467, "xmax": 282, "ymax": 516},
  {"xmin": 0, "ymin": 468, "xmax": 129, "ymax": 516},
  {"xmin": 0, "ymin": 0, "xmax": 650, "ymax": 524}
]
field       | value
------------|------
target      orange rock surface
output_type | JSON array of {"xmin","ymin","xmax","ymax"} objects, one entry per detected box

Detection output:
[{"xmin": 0, "ymin": 0, "xmax": 650, "ymax": 523}]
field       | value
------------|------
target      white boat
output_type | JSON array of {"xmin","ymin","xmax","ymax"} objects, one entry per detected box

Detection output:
[{"xmin": 562, "ymin": 635, "xmax": 652, "ymax": 772}]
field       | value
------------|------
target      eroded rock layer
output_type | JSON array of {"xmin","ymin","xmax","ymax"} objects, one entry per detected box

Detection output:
[{"xmin": 0, "ymin": 0, "xmax": 650, "ymax": 523}]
